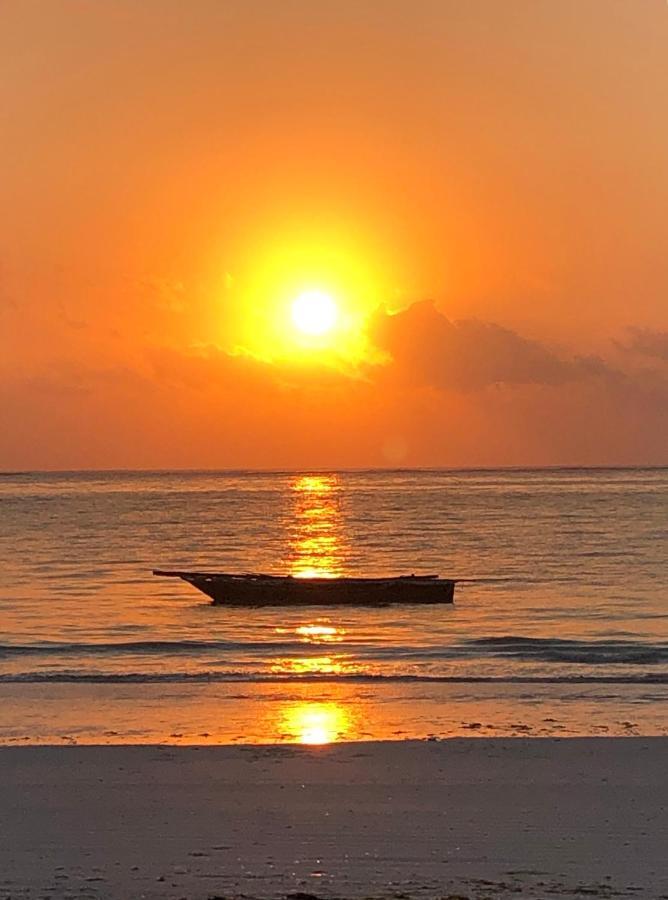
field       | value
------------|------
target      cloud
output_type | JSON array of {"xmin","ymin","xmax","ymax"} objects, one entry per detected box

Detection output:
[
  {"xmin": 368, "ymin": 300, "xmax": 611, "ymax": 391},
  {"xmin": 2, "ymin": 304, "xmax": 666, "ymax": 469},
  {"xmin": 0, "ymin": 363, "xmax": 151, "ymax": 398},
  {"xmin": 617, "ymin": 327, "xmax": 668, "ymax": 362},
  {"xmin": 146, "ymin": 301, "xmax": 621, "ymax": 398},
  {"xmin": 146, "ymin": 344, "xmax": 363, "ymax": 395},
  {"xmin": 140, "ymin": 277, "xmax": 188, "ymax": 314}
]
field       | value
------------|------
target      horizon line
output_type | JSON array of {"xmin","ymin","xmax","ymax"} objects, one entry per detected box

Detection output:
[{"xmin": 1, "ymin": 463, "xmax": 667, "ymax": 477}]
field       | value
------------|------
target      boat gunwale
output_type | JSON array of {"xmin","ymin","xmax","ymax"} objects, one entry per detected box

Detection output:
[{"xmin": 153, "ymin": 569, "xmax": 456, "ymax": 584}]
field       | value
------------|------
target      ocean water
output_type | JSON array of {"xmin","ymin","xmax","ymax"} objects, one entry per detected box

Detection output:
[{"xmin": 0, "ymin": 468, "xmax": 666, "ymax": 744}]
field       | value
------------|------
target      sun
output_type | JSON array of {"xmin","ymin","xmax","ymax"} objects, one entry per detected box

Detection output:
[{"xmin": 291, "ymin": 290, "xmax": 339, "ymax": 337}]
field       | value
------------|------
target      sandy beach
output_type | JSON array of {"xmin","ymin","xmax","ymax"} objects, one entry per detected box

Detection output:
[{"xmin": 1, "ymin": 738, "xmax": 667, "ymax": 900}]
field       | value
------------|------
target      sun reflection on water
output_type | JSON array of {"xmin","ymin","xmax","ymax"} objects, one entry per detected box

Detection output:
[
  {"xmin": 293, "ymin": 475, "xmax": 335, "ymax": 494},
  {"xmin": 295, "ymin": 623, "xmax": 344, "ymax": 641},
  {"xmin": 288, "ymin": 474, "xmax": 346, "ymax": 578},
  {"xmin": 269, "ymin": 477, "xmax": 356, "ymax": 744},
  {"xmin": 270, "ymin": 654, "xmax": 357, "ymax": 676},
  {"xmin": 275, "ymin": 622, "xmax": 345, "ymax": 642}
]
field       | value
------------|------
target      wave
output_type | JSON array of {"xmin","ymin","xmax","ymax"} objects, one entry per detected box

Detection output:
[
  {"xmin": 2, "ymin": 671, "xmax": 668, "ymax": 685},
  {"xmin": 1, "ymin": 635, "xmax": 668, "ymax": 666},
  {"xmin": 0, "ymin": 639, "xmax": 310, "ymax": 657},
  {"xmin": 465, "ymin": 636, "xmax": 668, "ymax": 665}
]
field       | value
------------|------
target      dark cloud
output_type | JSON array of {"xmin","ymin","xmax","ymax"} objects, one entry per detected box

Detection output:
[
  {"xmin": 369, "ymin": 300, "xmax": 611, "ymax": 391},
  {"xmin": 617, "ymin": 327, "xmax": 668, "ymax": 362}
]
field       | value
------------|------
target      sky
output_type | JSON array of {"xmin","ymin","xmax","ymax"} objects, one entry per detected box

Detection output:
[{"xmin": 1, "ymin": 0, "xmax": 667, "ymax": 469}]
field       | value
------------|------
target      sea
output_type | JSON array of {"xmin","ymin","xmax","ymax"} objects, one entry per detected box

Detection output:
[{"xmin": 1, "ymin": 468, "xmax": 666, "ymax": 745}]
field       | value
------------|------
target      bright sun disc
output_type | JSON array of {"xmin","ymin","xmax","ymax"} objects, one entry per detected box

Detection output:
[{"xmin": 291, "ymin": 290, "xmax": 338, "ymax": 336}]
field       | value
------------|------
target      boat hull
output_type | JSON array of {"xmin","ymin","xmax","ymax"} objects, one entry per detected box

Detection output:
[{"xmin": 153, "ymin": 570, "xmax": 455, "ymax": 606}]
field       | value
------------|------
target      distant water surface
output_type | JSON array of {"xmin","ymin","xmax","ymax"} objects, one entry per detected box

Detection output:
[{"xmin": 0, "ymin": 468, "xmax": 666, "ymax": 743}]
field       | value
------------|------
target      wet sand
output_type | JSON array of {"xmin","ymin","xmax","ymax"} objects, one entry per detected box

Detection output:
[{"xmin": 1, "ymin": 738, "xmax": 667, "ymax": 900}]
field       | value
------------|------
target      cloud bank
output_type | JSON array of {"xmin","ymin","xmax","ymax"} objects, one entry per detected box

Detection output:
[
  {"xmin": 618, "ymin": 327, "xmax": 668, "ymax": 363},
  {"xmin": 1, "ymin": 299, "xmax": 666, "ymax": 470},
  {"xmin": 369, "ymin": 301, "xmax": 611, "ymax": 391}
]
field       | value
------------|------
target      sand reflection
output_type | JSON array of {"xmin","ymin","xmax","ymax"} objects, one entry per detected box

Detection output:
[
  {"xmin": 288, "ymin": 474, "xmax": 346, "ymax": 578},
  {"xmin": 279, "ymin": 701, "xmax": 352, "ymax": 745}
]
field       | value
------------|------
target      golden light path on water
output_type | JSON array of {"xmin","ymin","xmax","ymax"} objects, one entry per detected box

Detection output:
[
  {"xmin": 295, "ymin": 624, "xmax": 343, "ymax": 640},
  {"xmin": 271, "ymin": 478, "xmax": 356, "ymax": 743},
  {"xmin": 274, "ymin": 623, "xmax": 345, "ymax": 643},
  {"xmin": 272, "ymin": 620, "xmax": 354, "ymax": 680},
  {"xmin": 288, "ymin": 474, "xmax": 346, "ymax": 578},
  {"xmin": 270, "ymin": 656, "xmax": 352, "ymax": 676}
]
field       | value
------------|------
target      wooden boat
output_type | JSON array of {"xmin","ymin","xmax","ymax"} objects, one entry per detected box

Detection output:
[{"xmin": 153, "ymin": 570, "xmax": 456, "ymax": 607}]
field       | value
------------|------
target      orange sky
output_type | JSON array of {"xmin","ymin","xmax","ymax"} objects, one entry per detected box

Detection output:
[{"xmin": 1, "ymin": 0, "xmax": 667, "ymax": 469}]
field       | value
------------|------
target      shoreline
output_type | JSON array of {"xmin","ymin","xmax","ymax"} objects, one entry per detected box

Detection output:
[
  {"xmin": 2, "ymin": 680, "xmax": 666, "ymax": 746},
  {"xmin": 2, "ymin": 737, "xmax": 667, "ymax": 899}
]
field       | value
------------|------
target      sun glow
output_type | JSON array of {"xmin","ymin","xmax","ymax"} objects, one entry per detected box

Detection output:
[
  {"xmin": 223, "ymin": 228, "xmax": 391, "ymax": 365},
  {"xmin": 291, "ymin": 290, "xmax": 338, "ymax": 336}
]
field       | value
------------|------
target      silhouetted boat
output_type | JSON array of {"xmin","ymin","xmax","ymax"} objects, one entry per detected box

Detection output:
[{"xmin": 153, "ymin": 570, "xmax": 456, "ymax": 606}]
